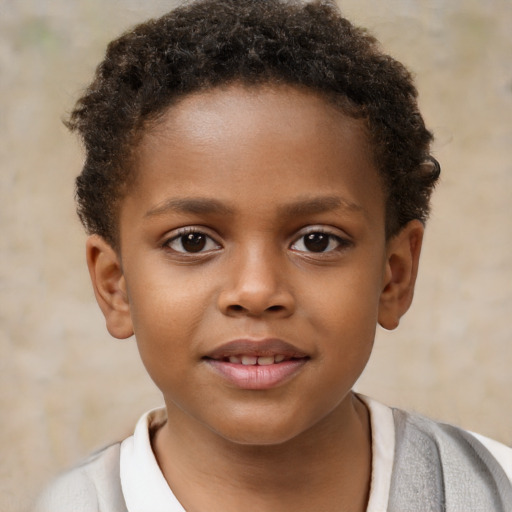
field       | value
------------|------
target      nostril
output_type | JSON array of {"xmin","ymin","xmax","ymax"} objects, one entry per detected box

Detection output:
[
  {"xmin": 226, "ymin": 304, "xmax": 285, "ymax": 314},
  {"xmin": 220, "ymin": 290, "xmax": 295, "ymax": 317}
]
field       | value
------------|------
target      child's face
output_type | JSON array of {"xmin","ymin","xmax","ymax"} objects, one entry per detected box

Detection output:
[{"xmin": 91, "ymin": 84, "xmax": 418, "ymax": 445}]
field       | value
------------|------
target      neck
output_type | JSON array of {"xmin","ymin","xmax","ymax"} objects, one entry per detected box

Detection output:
[{"xmin": 153, "ymin": 392, "xmax": 372, "ymax": 512}]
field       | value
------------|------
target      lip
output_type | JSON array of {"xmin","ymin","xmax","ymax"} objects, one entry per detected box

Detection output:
[
  {"xmin": 204, "ymin": 338, "xmax": 309, "ymax": 390},
  {"xmin": 205, "ymin": 338, "xmax": 308, "ymax": 359}
]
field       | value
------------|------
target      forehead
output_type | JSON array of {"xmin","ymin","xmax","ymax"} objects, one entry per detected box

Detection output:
[
  {"xmin": 142, "ymin": 84, "xmax": 371, "ymax": 162},
  {"xmin": 124, "ymin": 84, "xmax": 385, "ymax": 228}
]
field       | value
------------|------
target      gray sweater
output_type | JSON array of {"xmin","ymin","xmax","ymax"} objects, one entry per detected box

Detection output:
[{"xmin": 34, "ymin": 408, "xmax": 512, "ymax": 512}]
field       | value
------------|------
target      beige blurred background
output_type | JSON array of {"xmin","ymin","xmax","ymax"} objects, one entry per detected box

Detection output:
[{"xmin": 1, "ymin": 0, "xmax": 511, "ymax": 510}]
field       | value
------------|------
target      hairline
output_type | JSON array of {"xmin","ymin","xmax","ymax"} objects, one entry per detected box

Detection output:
[{"xmin": 106, "ymin": 80, "xmax": 387, "ymax": 250}]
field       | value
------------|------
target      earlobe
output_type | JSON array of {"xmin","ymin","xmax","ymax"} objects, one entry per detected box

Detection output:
[
  {"xmin": 86, "ymin": 235, "xmax": 134, "ymax": 339},
  {"xmin": 378, "ymin": 220, "xmax": 424, "ymax": 330}
]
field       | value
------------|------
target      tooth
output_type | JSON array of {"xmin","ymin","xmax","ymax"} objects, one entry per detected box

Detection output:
[
  {"xmin": 257, "ymin": 356, "xmax": 274, "ymax": 366},
  {"xmin": 274, "ymin": 355, "xmax": 285, "ymax": 363},
  {"xmin": 241, "ymin": 356, "xmax": 258, "ymax": 365},
  {"xmin": 229, "ymin": 356, "xmax": 241, "ymax": 364}
]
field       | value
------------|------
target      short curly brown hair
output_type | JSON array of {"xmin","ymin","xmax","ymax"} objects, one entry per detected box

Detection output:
[{"xmin": 67, "ymin": 0, "xmax": 439, "ymax": 248}]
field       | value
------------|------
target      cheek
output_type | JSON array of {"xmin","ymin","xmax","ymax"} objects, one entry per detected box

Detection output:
[
  {"xmin": 127, "ymin": 262, "xmax": 213, "ymax": 328},
  {"xmin": 125, "ymin": 272, "xmax": 214, "ymax": 379},
  {"xmin": 301, "ymin": 264, "xmax": 383, "ymax": 386},
  {"xmin": 304, "ymin": 265, "xmax": 383, "ymax": 334}
]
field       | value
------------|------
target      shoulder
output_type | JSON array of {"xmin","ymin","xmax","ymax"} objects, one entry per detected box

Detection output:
[
  {"xmin": 393, "ymin": 406, "xmax": 512, "ymax": 474},
  {"xmin": 390, "ymin": 407, "xmax": 512, "ymax": 511},
  {"xmin": 359, "ymin": 395, "xmax": 512, "ymax": 511},
  {"xmin": 470, "ymin": 430, "xmax": 512, "ymax": 481},
  {"xmin": 33, "ymin": 443, "xmax": 127, "ymax": 512}
]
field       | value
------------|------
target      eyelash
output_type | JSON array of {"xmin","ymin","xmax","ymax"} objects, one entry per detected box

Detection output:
[
  {"xmin": 164, "ymin": 227, "xmax": 221, "ymax": 254},
  {"xmin": 290, "ymin": 228, "xmax": 351, "ymax": 254},
  {"xmin": 163, "ymin": 227, "xmax": 352, "ymax": 255}
]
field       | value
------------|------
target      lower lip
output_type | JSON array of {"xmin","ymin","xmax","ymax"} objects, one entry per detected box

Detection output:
[{"xmin": 206, "ymin": 359, "xmax": 308, "ymax": 390}]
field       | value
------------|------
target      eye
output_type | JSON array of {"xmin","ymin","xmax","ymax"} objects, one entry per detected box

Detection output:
[
  {"xmin": 166, "ymin": 230, "xmax": 221, "ymax": 253},
  {"xmin": 290, "ymin": 231, "xmax": 347, "ymax": 253}
]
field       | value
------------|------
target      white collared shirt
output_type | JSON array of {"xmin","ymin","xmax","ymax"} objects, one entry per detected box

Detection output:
[{"xmin": 120, "ymin": 396, "xmax": 512, "ymax": 512}]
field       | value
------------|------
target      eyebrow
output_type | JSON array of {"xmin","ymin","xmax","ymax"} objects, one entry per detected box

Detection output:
[
  {"xmin": 145, "ymin": 197, "xmax": 234, "ymax": 217},
  {"xmin": 278, "ymin": 195, "xmax": 364, "ymax": 217},
  {"xmin": 144, "ymin": 195, "xmax": 364, "ymax": 219}
]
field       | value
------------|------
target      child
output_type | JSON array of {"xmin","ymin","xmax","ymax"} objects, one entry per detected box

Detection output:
[{"xmin": 35, "ymin": 0, "xmax": 512, "ymax": 510}]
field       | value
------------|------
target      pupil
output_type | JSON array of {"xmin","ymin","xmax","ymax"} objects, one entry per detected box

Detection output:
[
  {"xmin": 182, "ymin": 233, "xmax": 206, "ymax": 253},
  {"xmin": 304, "ymin": 233, "xmax": 329, "ymax": 252}
]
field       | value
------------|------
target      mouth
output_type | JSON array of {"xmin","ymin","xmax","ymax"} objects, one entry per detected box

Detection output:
[
  {"xmin": 216, "ymin": 354, "xmax": 298, "ymax": 365},
  {"xmin": 204, "ymin": 339, "xmax": 309, "ymax": 390}
]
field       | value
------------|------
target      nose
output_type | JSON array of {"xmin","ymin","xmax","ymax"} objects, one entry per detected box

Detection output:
[{"xmin": 217, "ymin": 245, "xmax": 295, "ymax": 318}]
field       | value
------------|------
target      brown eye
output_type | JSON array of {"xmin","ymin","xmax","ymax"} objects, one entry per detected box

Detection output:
[
  {"xmin": 167, "ymin": 230, "xmax": 220, "ymax": 253},
  {"xmin": 181, "ymin": 233, "xmax": 206, "ymax": 252},
  {"xmin": 304, "ymin": 233, "xmax": 329, "ymax": 252},
  {"xmin": 290, "ymin": 230, "xmax": 347, "ymax": 254}
]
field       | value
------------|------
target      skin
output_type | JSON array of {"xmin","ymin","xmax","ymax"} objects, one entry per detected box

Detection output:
[{"xmin": 87, "ymin": 84, "xmax": 423, "ymax": 512}]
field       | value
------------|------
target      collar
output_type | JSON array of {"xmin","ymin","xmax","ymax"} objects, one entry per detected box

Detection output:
[{"xmin": 120, "ymin": 394, "xmax": 396, "ymax": 512}]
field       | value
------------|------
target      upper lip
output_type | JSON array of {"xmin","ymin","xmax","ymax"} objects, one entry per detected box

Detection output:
[{"xmin": 204, "ymin": 338, "xmax": 309, "ymax": 360}]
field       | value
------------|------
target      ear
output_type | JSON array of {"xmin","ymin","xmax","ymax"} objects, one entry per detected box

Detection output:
[
  {"xmin": 86, "ymin": 235, "xmax": 134, "ymax": 339},
  {"xmin": 378, "ymin": 220, "xmax": 424, "ymax": 330}
]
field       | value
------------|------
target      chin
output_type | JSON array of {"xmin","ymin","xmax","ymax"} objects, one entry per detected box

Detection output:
[
  {"xmin": 207, "ymin": 414, "xmax": 314, "ymax": 447},
  {"xmin": 217, "ymin": 430, "xmax": 303, "ymax": 447}
]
